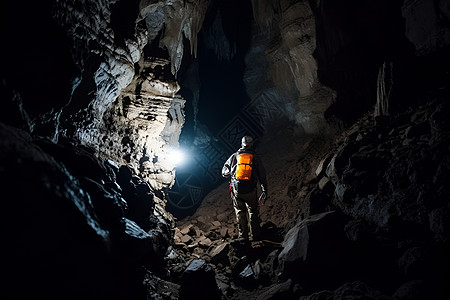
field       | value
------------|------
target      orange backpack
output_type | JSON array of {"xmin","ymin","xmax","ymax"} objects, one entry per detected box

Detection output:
[{"xmin": 236, "ymin": 153, "xmax": 253, "ymax": 181}]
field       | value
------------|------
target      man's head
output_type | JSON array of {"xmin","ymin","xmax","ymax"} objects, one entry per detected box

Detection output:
[{"xmin": 241, "ymin": 136, "xmax": 254, "ymax": 149}]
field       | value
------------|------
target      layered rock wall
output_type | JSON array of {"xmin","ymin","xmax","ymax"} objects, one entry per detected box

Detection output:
[{"xmin": 50, "ymin": 0, "xmax": 209, "ymax": 191}]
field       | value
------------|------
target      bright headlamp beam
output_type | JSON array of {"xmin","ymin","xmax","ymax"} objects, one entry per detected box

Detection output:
[{"xmin": 170, "ymin": 148, "xmax": 187, "ymax": 167}]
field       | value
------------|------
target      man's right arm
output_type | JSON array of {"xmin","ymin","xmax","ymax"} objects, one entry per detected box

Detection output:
[{"xmin": 255, "ymin": 156, "xmax": 268, "ymax": 192}]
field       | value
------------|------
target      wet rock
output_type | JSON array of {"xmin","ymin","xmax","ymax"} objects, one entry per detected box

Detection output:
[{"xmin": 32, "ymin": 138, "xmax": 132, "ymax": 235}]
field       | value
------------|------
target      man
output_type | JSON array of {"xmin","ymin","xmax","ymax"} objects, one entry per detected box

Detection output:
[{"xmin": 222, "ymin": 136, "xmax": 268, "ymax": 241}]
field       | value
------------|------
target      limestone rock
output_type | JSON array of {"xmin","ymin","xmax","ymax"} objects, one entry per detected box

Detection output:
[
  {"xmin": 247, "ymin": 0, "xmax": 334, "ymax": 134},
  {"xmin": 50, "ymin": 0, "xmax": 202, "ymax": 195}
]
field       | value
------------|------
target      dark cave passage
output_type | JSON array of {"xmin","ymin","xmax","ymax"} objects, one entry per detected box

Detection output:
[{"xmin": 167, "ymin": 0, "xmax": 262, "ymax": 219}]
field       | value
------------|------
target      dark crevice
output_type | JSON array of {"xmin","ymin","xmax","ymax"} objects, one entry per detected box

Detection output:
[{"xmin": 110, "ymin": 0, "xmax": 141, "ymax": 46}]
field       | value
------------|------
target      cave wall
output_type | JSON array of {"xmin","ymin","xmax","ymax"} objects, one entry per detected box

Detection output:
[
  {"xmin": 0, "ymin": 0, "xmax": 210, "ymax": 192},
  {"xmin": 249, "ymin": 0, "xmax": 335, "ymax": 134},
  {"xmin": 402, "ymin": 0, "xmax": 450, "ymax": 56},
  {"xmin": 243, "ymin": 0, "xmax": 450, "ymax": 132},
  {"xmin": 1, "ymin": 1, "xmax": 210, "ymax": 298},
  {"xmin": 50, "ymin": 0, "xmax": 210, "ymax": 191},
  {"xmin": 310, "ymin": 0, "xmax": 450, "ymax": 125}
]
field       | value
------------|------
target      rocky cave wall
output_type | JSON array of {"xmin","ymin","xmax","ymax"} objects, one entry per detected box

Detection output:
[
  {"xmin": 249, "ymin": 0, "xmax": 335, "ymax": 134},
  {"xmin": 311, "ymin": 0, "xmax": 450, "ymax": 125},
  {"xmin": 1, "ymin": 1, "xmax": 211, "ymax": 298}
]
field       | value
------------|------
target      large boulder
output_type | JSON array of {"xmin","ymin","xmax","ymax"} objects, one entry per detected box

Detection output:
[
  {"xmin": 0, "ymin": 123, "xmax": 172, "ymax": 299},
  {"xmin": 0, "ymin": 123, "xmax": 112, "ymax": 299},
  {"xmin": 278, "ymin": 211, "xmax": 353, "ymax": 293}
]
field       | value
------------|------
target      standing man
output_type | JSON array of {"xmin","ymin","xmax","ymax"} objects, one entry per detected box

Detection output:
[{"xmin": 222, "ymin": 136, "xmax": 268, "ymax": 241}]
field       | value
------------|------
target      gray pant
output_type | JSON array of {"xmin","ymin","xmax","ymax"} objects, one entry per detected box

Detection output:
[{"xmin": 231, "ymin": 188, "xmax": 261, "ymax": 240}]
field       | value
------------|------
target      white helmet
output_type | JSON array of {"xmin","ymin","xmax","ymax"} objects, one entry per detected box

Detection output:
[{"xmin": 241, "ymin": 136, "xmax": 254, "ymax": 148}]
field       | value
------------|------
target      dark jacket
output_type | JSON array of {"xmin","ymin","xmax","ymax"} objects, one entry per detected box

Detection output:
[{"xmin": 222, "ymin": 146, "xmax": 267, "ymax": 194}]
